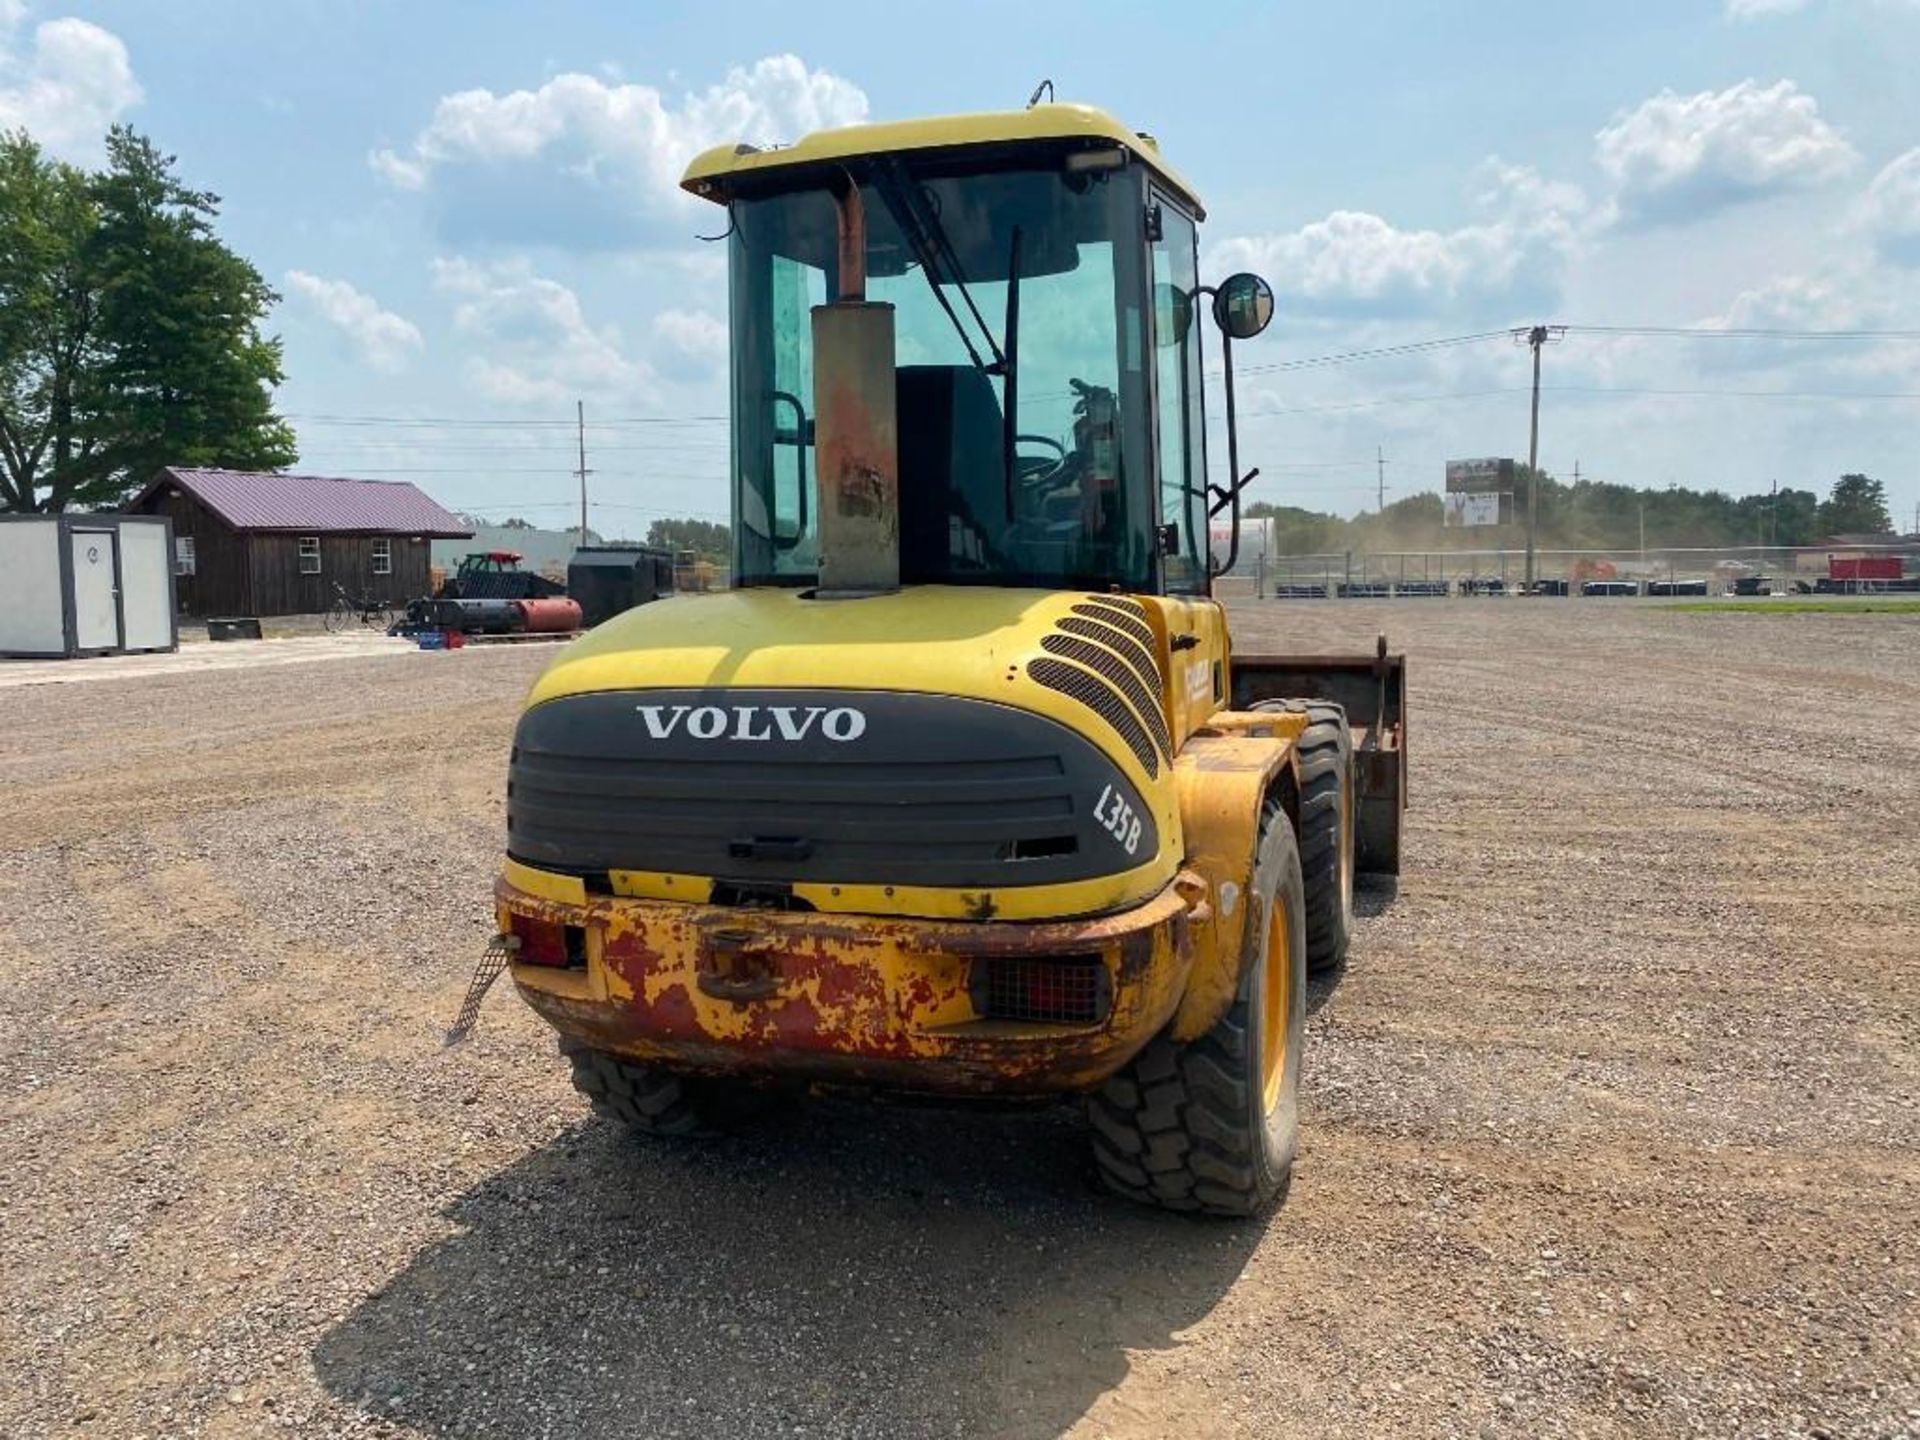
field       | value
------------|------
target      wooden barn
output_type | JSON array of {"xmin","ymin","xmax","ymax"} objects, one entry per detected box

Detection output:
[{"xmin": 126, "ymin": 468, "xmax": 472, "ymax": 618}]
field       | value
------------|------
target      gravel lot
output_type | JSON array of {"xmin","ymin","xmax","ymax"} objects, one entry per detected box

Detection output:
[{"xmin": 2, "ymin": 600, "xmax": 1916, "ymax": 1439}]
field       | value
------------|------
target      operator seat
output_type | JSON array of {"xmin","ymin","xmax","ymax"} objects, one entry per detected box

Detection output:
[{"xmin": 897, "ymin": 364, "xmax": 1006, "ymax": 580}]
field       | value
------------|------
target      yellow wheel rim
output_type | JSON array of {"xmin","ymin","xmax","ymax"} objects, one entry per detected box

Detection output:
[
  {"xmin": 1260, "ymin": 895, "xmax": 1292, "ymax": 1113},
  {"xmin": 1340, "ymin": 779, "xmax": 1355, "ymax": 916}
]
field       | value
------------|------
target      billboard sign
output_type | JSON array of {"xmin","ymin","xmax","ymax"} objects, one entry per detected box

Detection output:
[
  {"xmin": 1443, "ymin": 492, "xmax": 1504, "ymax": 528},
  {"xmin": 1446, "ymin": 457, "xmax": 1516, "ymax": 492}
]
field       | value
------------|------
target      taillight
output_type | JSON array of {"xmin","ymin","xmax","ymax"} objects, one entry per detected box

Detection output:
[
  {"xmin": 971, "ymin": 955, "xmax": 1110, "ymax": 1025},
  {"xmin": 509, "ymin": 913, "xmax": 584, "ymax": 968}
]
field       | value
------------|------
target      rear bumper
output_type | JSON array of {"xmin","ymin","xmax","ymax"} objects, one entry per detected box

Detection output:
[{"xmin": 495, "ymin": 868, "xmax": 1199, "ymax": 1096}]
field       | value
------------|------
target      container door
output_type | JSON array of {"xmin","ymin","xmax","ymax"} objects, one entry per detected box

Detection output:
[
  {"xmin": 116, "ymin": 523, "xmax": 174, "ymax": 651},
  {"xmin": 70, "ymin": 529, "xmax": 121, "ymax": 651}
]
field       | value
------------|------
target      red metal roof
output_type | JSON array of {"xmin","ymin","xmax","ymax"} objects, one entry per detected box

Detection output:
[{"xmin": 135, "ymin": 467, "xmax": 473, "ymax": 537}]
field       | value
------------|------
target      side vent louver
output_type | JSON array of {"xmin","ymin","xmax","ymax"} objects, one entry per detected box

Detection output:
[
  {"xmin": 1071, "ymin": 599, "xmax": 1156, "ymax": 652},
  {"xmin": 1025, "ymin": 597, "xmax": 1171, "ymax": 780},
  {"xmin": 1040, "ymin": 634, "xmax": 1174, "ymax": 761}
]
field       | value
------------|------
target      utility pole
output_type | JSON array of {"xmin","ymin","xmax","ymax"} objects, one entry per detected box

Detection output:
[
  {"xmin": 1376, "ymin": 445, "xmax": 1386, "ymax": 513},
  {"xmin": 1639, "ymin": 500, "xmax": 1646, "ymax": 562},
  {"xmin": 1516, "ymin": 324, "xmax": 1565, "ymax": 591},
  {"xmin": 574, "ymin": 400, "xmax": 593, "ymax": 548}
]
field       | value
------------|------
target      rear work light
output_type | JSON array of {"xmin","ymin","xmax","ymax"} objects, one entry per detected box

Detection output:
[
  {"xmin": 971, "ymin": 955, "xmax": 1111, "ymax": 1026},
  {"xmin": 508, "ymin": 913, "xmax": 586, "ymax": 969}
]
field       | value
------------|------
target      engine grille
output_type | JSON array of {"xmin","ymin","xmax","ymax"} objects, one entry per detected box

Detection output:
[
  {"xmin": 1040, "ymin": 633, "xmax": 1174, "ymax": 761},
  {"xmin": 1071, "ymin": 599, "xmax": 1156, "ymax": 652},
  {"xmin": 1024, "ymin": 595, "xmax": 1171, "ymax": 779},
  {"xmin": 1026, "ymin": 658, "xmax": 1160, "ymax": 778},
  {"xmin": 508, "ymin": 688, "xmax": 1156, "ymax": 890}
]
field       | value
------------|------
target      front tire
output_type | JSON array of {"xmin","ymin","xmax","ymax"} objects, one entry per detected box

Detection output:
[
  {"xmin": 568, "ymin": 1047, "xmax": 780, "ymax": 1137},
  {"xmin": 1088, "ymin": 797, "xmax": 1306, "ymax": 1217},
  {"xmin": 1251, "ymin": 700, "xmax": 1354, "ymax": 972}
]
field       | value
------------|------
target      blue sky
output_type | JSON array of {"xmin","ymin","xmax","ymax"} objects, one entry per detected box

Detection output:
[{"xmin": 5, "ymin": 0, "xmax": 1918, "ymax": 534}]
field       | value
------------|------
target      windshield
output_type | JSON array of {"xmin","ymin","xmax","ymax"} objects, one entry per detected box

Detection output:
[{"xmin": 728, "ymin": 161, "xmax": 1152, "ymax": 589}]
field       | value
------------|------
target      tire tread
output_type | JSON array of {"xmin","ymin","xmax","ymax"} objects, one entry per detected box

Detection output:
[
  {"xmin": 1250, "ymin": 700, "xmax": 1352, "ymax": 972},
  {"xmin": 1088, "ymin": 798, "xmax": 1300, "ymax": 1218}
]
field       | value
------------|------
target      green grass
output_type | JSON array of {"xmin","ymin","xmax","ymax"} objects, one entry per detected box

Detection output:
[{"xmin": 1662, "ymin": 598, "xmax": 1920, "ymax": 615}]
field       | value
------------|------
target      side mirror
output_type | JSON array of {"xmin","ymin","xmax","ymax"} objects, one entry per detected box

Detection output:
[{"xmin": 1211, "ymin": 272, "xmax": 1274, "ymax": 340}]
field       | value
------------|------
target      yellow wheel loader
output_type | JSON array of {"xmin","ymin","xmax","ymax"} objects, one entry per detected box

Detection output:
[{"xmin": 493, "ymin": 103, "xmax": 1406, "ymax": 1216}]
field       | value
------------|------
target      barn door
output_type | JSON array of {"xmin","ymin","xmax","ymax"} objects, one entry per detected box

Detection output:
[{"xmin": 70, "ymin": 528, "xmax": 122, "ymax": 651}]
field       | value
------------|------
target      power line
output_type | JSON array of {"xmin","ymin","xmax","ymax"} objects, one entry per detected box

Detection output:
[
  {"xmin": 1223, "ymin": 382, "xmax": 1920, "ymax": 422},
  {"xmin": 1223, "ymin": 329, "xmax": 1511, "ymax": 379},
  {"xmin": 1565, "ymin": 324, "xmax": 1920, "ymax": 342},
  {"xmin": 1223, "ymin": 388, "xmax": 1523, "ymax": 420},
  {"xmin": 1546, "ymin": 384, "xmax": 1920, "ymax": 401},
  {"xmin": 284, "ymin": 413, "xmax": 728, "ymax": 428}
]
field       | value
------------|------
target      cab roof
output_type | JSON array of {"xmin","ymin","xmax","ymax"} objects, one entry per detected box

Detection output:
[{"xmin": 679, "ymin": 103, "xmax": 1205, "ymax": 219}]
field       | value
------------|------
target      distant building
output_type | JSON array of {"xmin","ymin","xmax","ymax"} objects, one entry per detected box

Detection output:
[{"xmin": 126, "ymin": 467, "xmax": 471, "ymax": 617}]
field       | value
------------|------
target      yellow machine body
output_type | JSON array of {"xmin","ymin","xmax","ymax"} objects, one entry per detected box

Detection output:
[
  {"xmin": 501, "ymin": 585, "xmax": 1309, "ymax": 1093},
  {"xmin": 494, "ymin": 103, "xmax": 1407, "ymax": 1100}
]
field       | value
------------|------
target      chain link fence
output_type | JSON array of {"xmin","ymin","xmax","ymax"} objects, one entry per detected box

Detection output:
[{"xmin": 1244, "ymin": 544, "xmax": 1920, "ymax": 599}]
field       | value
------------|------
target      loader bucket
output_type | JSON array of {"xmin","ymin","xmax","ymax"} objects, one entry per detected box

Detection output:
[{"xmin": 1230, "ymin": 636, "xmax": 1407, "ymax": 875}]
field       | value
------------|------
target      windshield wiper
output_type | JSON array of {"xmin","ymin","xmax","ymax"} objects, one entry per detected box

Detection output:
[
  {"xmin": 1002, "ymin": 225, "xmax": 1021, "ymax": 521},
  {"xmin": 872, "ymin": 160, "xmax": 1006, "ymax": 376}
]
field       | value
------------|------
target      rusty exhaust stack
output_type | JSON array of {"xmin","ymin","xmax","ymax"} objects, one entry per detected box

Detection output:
[{"xmin": 810, "ymin": 172, "xmax": 899, "ymax": 597}]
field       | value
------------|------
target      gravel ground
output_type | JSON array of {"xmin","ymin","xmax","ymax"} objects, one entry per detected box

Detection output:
[{"xmin": 1, "ymin": 599, "xmax": 1916, "ymax": 1440}]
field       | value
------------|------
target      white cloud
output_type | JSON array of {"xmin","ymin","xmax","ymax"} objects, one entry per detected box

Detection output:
[
  {"xmin": 372, "ymin": 55, "xmax": 867, "ymax": 245},
  {"xmin": 651, "ymin": 308, "xmax": 727, "ymax": 379},
  {"xmin": 431, "ymin": 255, "xmax": 653, "ymax": 405},
  {"xmin": 0, "ymin": 11, "xmax": 141, "ymax": 162},
  {"xmin": 1207, "ymin": 161, "xmax": 1590, "ymax": 317},
  {"xmin": 1707, "ymin": 271, "xmax": 1879, "ymax": 330},
  {"xmin": 1595, "ymin": 80, "xmax": 1857, "ymax": 225},
  {"xmin": 1727, "ymin": 0, "xmax": 1920, "ymax": 16},
  {"xmin": 1861, "ymin": 147, "xmax": 1920, "ymax": 264},
  {"xmin": 283, "ymin": 271, "xmax": 424, "ymax": 372}
]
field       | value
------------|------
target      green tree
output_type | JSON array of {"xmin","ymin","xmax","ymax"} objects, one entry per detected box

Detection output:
[
  {"xmin": 0, "ymin": 135, "xmax": 100, "ymax": 511},
  {"xmin": 1245, "ymin": 501, "xmax": 1341, "ymax": 554},
  {"xmin": 1818, "ymin": 473, "xmax": 1892, "ymax": 536},
  {"xmin": 646, "ymin": 517, "xmax": 730, "ymax": 561},
  {"xmin": 0, "ymin": 127, "xmax": 294, "ymax": 513}
]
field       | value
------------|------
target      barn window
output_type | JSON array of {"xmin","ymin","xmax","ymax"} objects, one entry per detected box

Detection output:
[
  {"xmin": 299, "ymin": 536, "xmax": 321, "ymax": 574},
  {"xmin": 174, "ymin": 535, "xmax": 196, "ymax": 576},
  {"xmin": 372, "ymin": 537, "xmax": 392, "ymax": 575}
]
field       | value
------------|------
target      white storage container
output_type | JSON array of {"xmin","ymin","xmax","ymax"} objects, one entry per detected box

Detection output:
[{"xmin": 0, "ymin": 514, "xmax": 178, "ymax": 658}]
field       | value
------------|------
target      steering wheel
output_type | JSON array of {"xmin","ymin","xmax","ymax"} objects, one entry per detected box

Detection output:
[{"xmin": 1013, "ymin": 432, "xmax": 1072, "ymax": 494}]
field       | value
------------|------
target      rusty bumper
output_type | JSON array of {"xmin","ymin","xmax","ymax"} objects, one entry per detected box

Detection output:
[{"xmin": 495, "ymin": 870, "xmax": 1199, "ymax": 1095}]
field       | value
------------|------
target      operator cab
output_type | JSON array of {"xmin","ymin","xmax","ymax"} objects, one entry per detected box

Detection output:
[{"xmin": 684, "ymin": 105, "xmax": 1273, "ymax": 598}]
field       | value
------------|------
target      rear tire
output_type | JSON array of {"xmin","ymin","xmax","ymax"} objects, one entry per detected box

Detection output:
[
  {"xmin": 323, "ymin": 599, "xmax": 352, "ymax": 634},
  {"xmin": 567, "ymin": 1047, "xmax": 781, "ymax": 1137},
  {"xmin": 1251, "ymin": 700, "xmax": 1354, "ymax": 973},
  {"xmin": 1088, "ymin": 797, "xmax": 1306, "ymax": 1217}
]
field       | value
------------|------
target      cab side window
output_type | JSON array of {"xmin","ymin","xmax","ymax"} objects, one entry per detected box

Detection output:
[{"xmin": 1150, "ymin": 199, "xmax": 1209, "ymax": 593}]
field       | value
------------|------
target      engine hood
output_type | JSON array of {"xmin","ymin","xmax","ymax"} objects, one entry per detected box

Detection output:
[{"xmin": 534, "ymin": 585, "xmax": 1157, "ymax": 756}]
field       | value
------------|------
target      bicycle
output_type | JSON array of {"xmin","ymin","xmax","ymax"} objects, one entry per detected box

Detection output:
[{"xmin": 323, "ymin": 582, "xmax": 396, "ymax": 633}]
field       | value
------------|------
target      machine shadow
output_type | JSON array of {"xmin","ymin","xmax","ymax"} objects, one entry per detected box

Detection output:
[{"xmin": 315, "ymin": 1098, "xmax": 1268, "ymax": 1438}]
